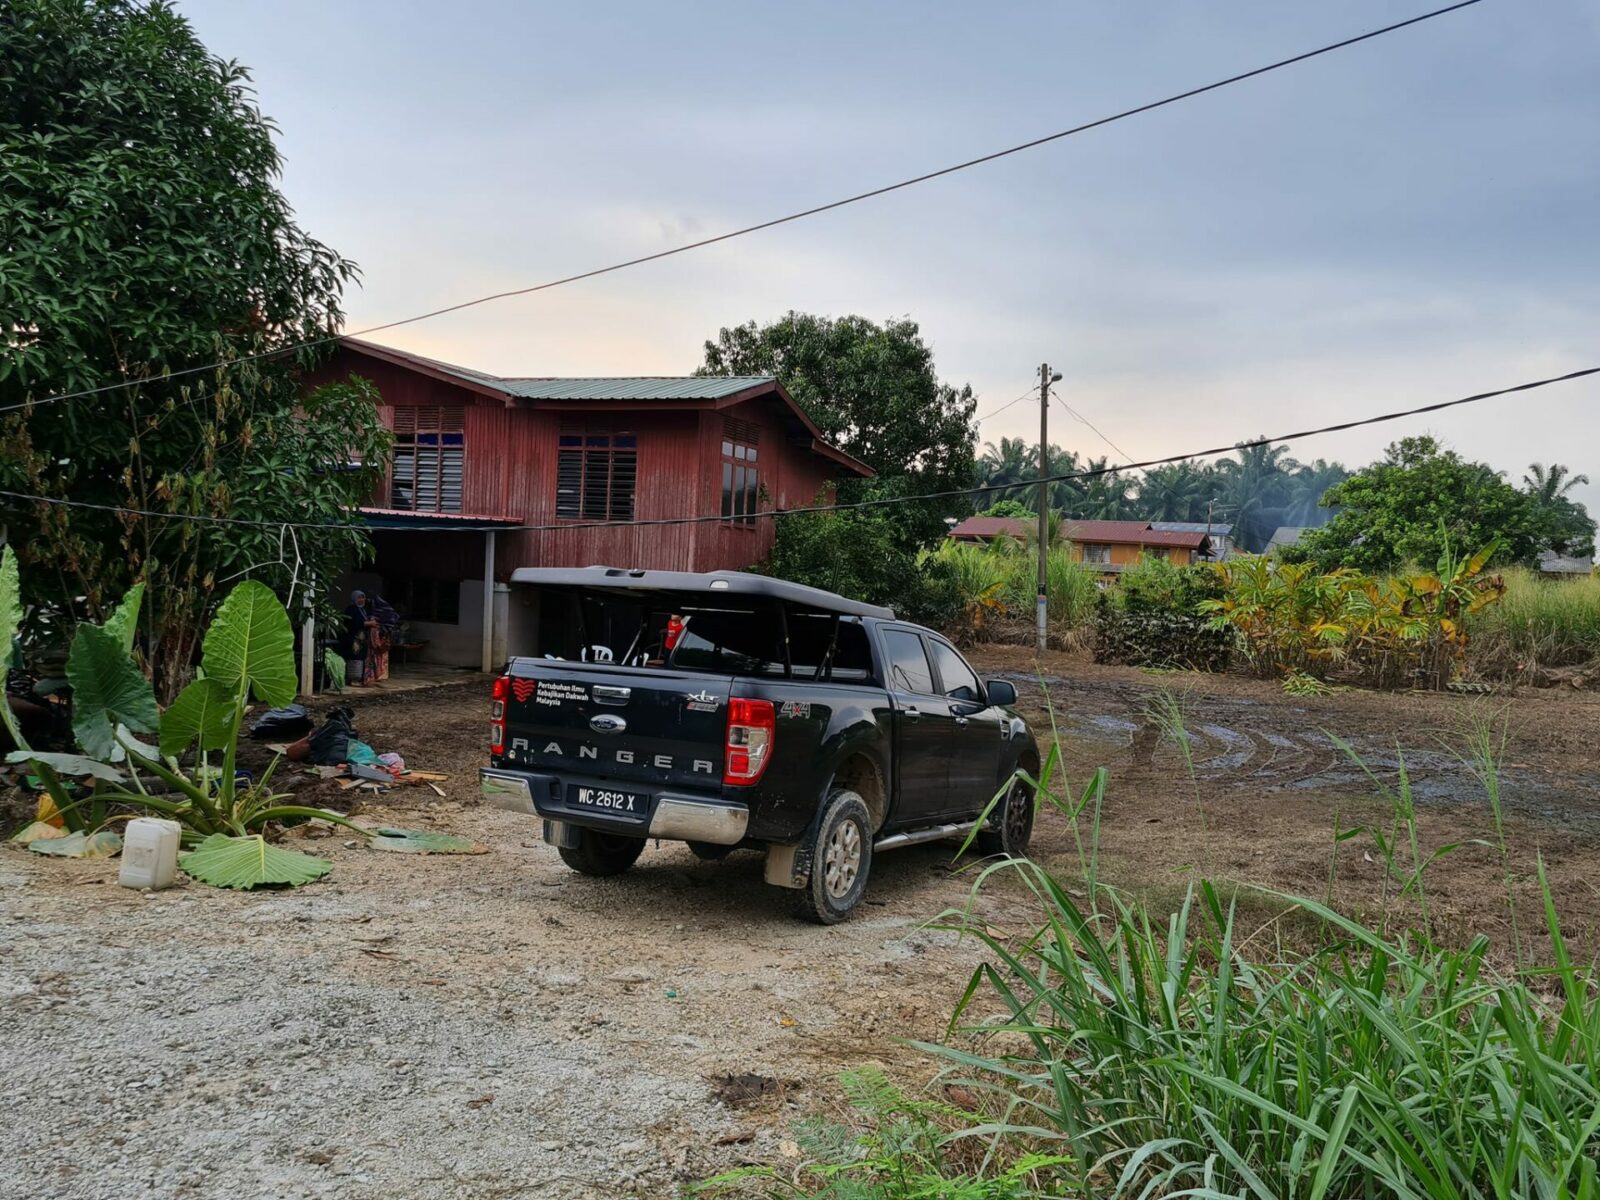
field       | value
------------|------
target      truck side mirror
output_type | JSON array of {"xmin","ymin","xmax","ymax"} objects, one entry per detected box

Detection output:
[{"xmin": 984, "ymin": 678, "xmax": 1017, "ymax": 707}]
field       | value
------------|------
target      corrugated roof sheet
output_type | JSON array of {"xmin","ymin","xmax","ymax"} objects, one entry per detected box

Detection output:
[
  {"xmin": 1067, "ymin": 521, "xmax": 1207, "ymax": 548},
  {"xmin": 488, "ymin": 376, "xmax": 773, "ymax": 401},
  {"xmin": 1151, "ymin": 521, "xmax": 1234, "ymax": 536},
  {"xmin": 949, "ymin": 516, "xmax": 1031, "ymax": 540}
]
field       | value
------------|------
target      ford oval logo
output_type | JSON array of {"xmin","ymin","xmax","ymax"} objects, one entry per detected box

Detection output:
[{"xmin": 589, "ymin": 713, "xmax": 627, "ymax": 735}]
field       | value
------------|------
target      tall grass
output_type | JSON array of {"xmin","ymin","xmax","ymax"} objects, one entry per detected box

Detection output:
[
  {"xmin": 928, "ymin": 864, "xmax": 1600, "ymax": 1199},
  {"xmin": 926, "ymin": 539, "xmax": 1098, "ymax": 640},
  {"xmin": 1471, "ymin": 567, "xmax": 1600, "ymax": 676}
]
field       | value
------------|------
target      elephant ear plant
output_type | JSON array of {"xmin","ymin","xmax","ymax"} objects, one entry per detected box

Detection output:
[{"xmin": 2, "ymin": 550, "xmax": 389, "ymax": 887}]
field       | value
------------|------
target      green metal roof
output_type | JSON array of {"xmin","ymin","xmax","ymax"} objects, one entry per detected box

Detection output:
[{"xmin": 442, "ymin": 368, "xmax": 774, "ymax": 402}]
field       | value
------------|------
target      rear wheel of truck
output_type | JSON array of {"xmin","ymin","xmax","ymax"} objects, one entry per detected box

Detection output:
[
  {"xmin": 558, "ymin": 829, "xmax": 646, "ymax": 877},
  {"xmin": 795, "ymin": 789, "xmax": 873, "ymax": 925},
  {"xmin": 976, "ymin": 774, "xmax": 1035, "ymax": 857}
]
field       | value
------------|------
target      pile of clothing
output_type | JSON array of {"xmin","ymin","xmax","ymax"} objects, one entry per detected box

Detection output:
[{"xmin": 279, "ymin": 706, "xmax": 405, "ymax": 778}]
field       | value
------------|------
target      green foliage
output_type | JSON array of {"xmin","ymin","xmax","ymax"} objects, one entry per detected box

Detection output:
[
  {"xmin": 199, "ymin": 580, "xmax": 297, "ymax": 707},
  {"xmin": 66, "ymin": 619, "xmax": 158, "ymax": 760},
  {"xmin": 0, "ymin": 1, "xmax": 388, "ymax": 698},
  {"xmin": 914, "ymin": 758, "xmax": 1600, "ymax": 1200},
  {"xmin": 0, "ymin": 545, "xmax": 29, "ymax": 751},
  {"xmin": 920, "ymin": 539, "xmax": 1097, "ymax": 643},
  {"xmin": 1203, "ymin": 542, "xmax": 1506, "ymax": 689},
  {"xmin": 763, "ymin": 508, "xmax": 959, "ymax": 627},
  {"xmin": 699, "ymin": 313, "xmax": 977, "ymax": 547},
  {"xmin": 1291, "ymin": 437, "xmax": 1551, "ymax": 573},
  {"xmin": 322, "ymin": 649, "xmax": 347, "ymax": 693},
  {"xmin": 158, "ymin": 677, "xmax": 237, "ymax": 759},
  {"xmin": 178, "ymin": 833, "xmax": 331, "ymax": 890},
  {"xmin": 979, "ymin": 499, "xmax": 1034, "ymax": 519},
  {"xmin": 1523, "ymin": 463, "xmax": 1596, "ymax": 558},
  {"xmin": 1467, "ymin": 567, "xmax": 1600, "ymax": 676},
  {"xmin": 975, "ymin": 441, "xmax": 1349, "ymax": 552},
  {"xmin": 698, "ymin": 1066, "xmax": 1068, "ymax": 1199},
  {"xmin": 1092, "ymin": 556, "xmax": 1230, "ymax": 670}
]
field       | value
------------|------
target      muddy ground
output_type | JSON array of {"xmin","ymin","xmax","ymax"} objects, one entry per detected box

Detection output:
[{"xmin": 5, "ymin": 650, "xmax": 1600, "ymax": 1199}]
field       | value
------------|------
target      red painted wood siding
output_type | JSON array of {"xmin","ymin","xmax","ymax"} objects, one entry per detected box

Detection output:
[{"xmin": 308, "ymin": 349, "xmax": 842, "ymax": 579}]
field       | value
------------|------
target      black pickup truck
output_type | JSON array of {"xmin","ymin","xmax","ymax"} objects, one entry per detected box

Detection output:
[{"xmin": 479, "ymin": 567, "xmax": 1039, "ymax": 923}]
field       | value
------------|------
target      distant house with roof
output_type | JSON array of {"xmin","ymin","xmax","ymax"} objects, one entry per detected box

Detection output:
[
  {"xmin": 1539, "ymin": 549, "xmax": 1595, "ymax": 579},
  {"xmin": 947, "ymin": 516, "xmax": 1213, "ymax": 580},
  {"xmin": 1151, "ymin": 521, "xmax": 1234, "ymax": 561},
  {"xmin": 305, "ymin": 337, "xmax": 872, "ymax": 670},
  {"xmin": 1266, "ymin": 526, "xmax": 1310, "ymax": 556}
]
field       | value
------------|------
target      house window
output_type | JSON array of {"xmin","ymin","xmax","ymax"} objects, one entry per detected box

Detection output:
[
  {"xmin": 394, "ymin": 579, "xmax": 460, "ymax": 625},
  {"xmin": 720, "ymin": 419, "xmax": 760, "ymax": 524},
  {"xmin": 391, "ymin": 406, "xmax": 464, "ymax": 512},
  {"xmin": 1082, "ymin": 543, "xmax": 1112, "ymax": 564},
  {"xmin": 556, "ymin": 425, "xmax": 637, "ymax": 521}
]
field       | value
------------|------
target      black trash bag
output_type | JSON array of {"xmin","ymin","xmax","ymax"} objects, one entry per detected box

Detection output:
[
  {"xmin": 306, "ymin": 706, "xmax": 357, "ymax": 766},
  {"xmin": 249, "ymin": 704, "xmax": 313, "ymax": 740}
]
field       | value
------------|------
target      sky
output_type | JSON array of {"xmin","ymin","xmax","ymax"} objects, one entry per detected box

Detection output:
[{"xmin": 180, "ymin": 0, "xmax": 1600, "ymax": 514}]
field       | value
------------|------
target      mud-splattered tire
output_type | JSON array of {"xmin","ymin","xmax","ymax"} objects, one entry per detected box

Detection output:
[
  {"xmin": 976, "ymin": 774, "xmax": 1035, "ymax": 857},
  {"xmin": 795, "ymin": 789, "xmax": 873, "ymax": 925},
  {"xmin": 558, "ymin": 829, "xmax": 646, "ymax": 877}
]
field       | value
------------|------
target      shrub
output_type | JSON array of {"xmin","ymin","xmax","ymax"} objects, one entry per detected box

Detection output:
[
  {"xmin": 1468, "ymin": 567, "xmax": 1600, "ymax": 678},
  {"xmin": 1091, "ymin": 556, "xmax": 1231, "ymax": 670},
  {"xmin": 924, "ymin": 862, "xmax": 1600, "ymax": 1199}
]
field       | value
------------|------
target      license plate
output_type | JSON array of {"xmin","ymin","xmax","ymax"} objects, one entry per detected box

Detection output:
[{"xmin": 569, "ymin": 785, "xmax": 648, "ymax": 818}]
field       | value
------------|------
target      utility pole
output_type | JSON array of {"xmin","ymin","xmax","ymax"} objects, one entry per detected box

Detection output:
[{"xmin": 1036, "ymin": 362, "xmax": 1061, "ymax": 655}]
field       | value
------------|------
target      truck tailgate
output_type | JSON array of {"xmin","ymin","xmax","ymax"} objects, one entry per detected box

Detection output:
[{"xmin": 499, "ymin": 661, "xmax": 731, "ymax": 790}]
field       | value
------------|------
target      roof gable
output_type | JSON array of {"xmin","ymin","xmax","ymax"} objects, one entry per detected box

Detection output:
[{"xmin": 333, "ymin": 337, "xmax": 871, "ymax": 476}]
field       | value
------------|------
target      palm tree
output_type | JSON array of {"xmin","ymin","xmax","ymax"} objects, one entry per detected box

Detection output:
[
  {"xmin": 977, "ymin": 437, "xmax": 1034, "ymax": 504},
  {"xmin": 1286, "ymin": 459, "xmax": 1350, "ymax": 526},
  {"xmin": 1137, "ymin": 462, "xmax": 1211, "ymax": 522},
  {"xmin": 1523, "ymin": 462, "xmax": 1589, "ymax": 504},
  {"xmin": 1216, "ymin": 439, "xmax": 1297, "ymax": 552}
]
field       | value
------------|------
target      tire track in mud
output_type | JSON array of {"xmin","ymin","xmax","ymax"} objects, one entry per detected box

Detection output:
[{"xmin": 994, "ymin": 670, "xmax": 1600, "ymax": 834}]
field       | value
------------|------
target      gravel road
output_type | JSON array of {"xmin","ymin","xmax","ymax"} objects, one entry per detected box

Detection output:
[{"xmin": 3, "ymin": 804, "xmax": 1021, "ymax": 1200}]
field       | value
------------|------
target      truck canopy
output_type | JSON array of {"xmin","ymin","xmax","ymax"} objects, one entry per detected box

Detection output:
[
  {"xmin": 508, "ymin": 566, "xmax": 894, "ymax": 620},
  {"xmin": 511, "ymin": 568, "xmax": 883, "ymax": 684}
]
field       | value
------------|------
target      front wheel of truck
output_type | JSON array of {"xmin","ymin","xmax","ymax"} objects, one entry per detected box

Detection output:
[
  {"xmin": 558, "ymin": 829, "xmax": 646, "ymax": 877},
  {"xmin": 795, "ymin": 789, "xmax": 873, "ymax": 925}
]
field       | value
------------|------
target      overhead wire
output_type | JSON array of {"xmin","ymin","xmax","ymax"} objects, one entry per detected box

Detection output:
[
  {"xmin": 0, "ymin": 0, "xmax": 1487, "ymax": 418},
  {"xmin": 1053, "ymin": 392, "xmax": 1134, "ymax": 463},
  {"xmin": 1, "ymin": 362, "xmax": 1590, "ymax": 534},
  {"xmin": 975, "ymin": 387, "xmax": 1038, "ymax": 424}
]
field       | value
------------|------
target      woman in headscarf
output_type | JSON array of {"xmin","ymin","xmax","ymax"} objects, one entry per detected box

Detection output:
[
  {"xmin": 340, "ymin": 590, "xmax": 376, "ymax": 685},
  {"xmin": 364, "ymin": 593, "xmax": 401, "ymax": 684}
]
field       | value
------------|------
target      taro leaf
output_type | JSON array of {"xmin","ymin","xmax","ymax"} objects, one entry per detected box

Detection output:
[
  {"xmin": 159, "ymin": 677, "xmax": 238, "ymax": 758},
  {"xmin": 366, "ymin": 827, "xmax": 485, "ymax": 855},
  {"xmin": 103, "ymin": 582, "xmax": 145, "ymax": 653},
  {"xmin": 0, "ymin": 546, "xmax": 21, "ymax": 657},
  {"xmin": 5, "ymin": 750, "xmax": 126, "ymax": 782},
  {"xmin": 179, "ymin": 833, "xmax": 330, "ymax": 889},
  {"xmin": 322, "ymin": 649, "xmax": 346, "ymax": 693},
  {"xmin": 201, "ymin": 581, "xmax": 296, "ymax": 707},
  {"xmin": 29, "ymin": 830, "xmax": 123, "ymax": 858},
  {"xmin": 116, "ymin": 724, "xmax": 162, "ymax": 763},
  {"xmin": 67, "ymin": 621, "xmax": 158, "ymax": 760},
  {"xmin": 11, "ymin": 820, "xmax": 66, "ymax": 845},
  {"xmin": 0, "ymin": 546, "xmax": 27, "ymax": 750}
]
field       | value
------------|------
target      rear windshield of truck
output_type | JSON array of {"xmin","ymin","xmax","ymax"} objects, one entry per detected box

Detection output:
[{"xmin": 531, "ymin": 588, "xmax": 877, "ymax": 683}]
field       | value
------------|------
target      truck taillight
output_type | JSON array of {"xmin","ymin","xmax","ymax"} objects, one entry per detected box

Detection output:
[
  {"xmin": 665, "ymin": 614, "xmax": 685, "ymax": 650},
  {"xmin": 490, "ymin": 674, "xmax": 510, "ymax": 756},
  {"xmin": 724, "ymin": 697, "xmax": 775, "ymax": 786}
]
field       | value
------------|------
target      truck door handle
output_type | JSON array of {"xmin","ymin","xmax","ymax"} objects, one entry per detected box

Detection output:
[
  {"xmin": 904, "ymin": 705, "xmax": 920, "ymax": 720},
  {"xmin": 954, "ymin": 714, "xmax": 969, "ymax": 726}
]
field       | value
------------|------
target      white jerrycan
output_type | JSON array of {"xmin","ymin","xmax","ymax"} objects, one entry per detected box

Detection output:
[{"xmin": 119, "ymin": 818, "xmax": 182, "ymax": 890}]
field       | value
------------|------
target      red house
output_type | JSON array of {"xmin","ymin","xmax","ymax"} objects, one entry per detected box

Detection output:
[{"xmin": 310, "ymin": 338, "xmax": 872, "ymax": 671}]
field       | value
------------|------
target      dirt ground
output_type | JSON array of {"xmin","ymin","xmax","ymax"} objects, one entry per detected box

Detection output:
[{"xmin": 6, "ymin": 650, "xmax": 1600, "ymax": 1198}]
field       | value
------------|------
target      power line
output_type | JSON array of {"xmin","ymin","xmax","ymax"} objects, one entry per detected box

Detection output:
[
  {"xmin": 1, "ymin": 362, "xmax": 1589, "ymax": 534},
  {"xmin": 0, "ymin": 0, "xmax": 1486, "ymax": 419},
  {"xmin": 1054, "ymin": 393, "xmax": 1134, "ymax": 462},
  {"xmin": 976, "ymin": 387, "xmax": 1038, "ymax": 423}
]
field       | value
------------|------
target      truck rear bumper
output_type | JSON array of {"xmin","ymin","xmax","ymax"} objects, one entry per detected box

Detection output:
[{"xmin": 479, "ymin": 767, "xmax": 749, "ymax": 845}]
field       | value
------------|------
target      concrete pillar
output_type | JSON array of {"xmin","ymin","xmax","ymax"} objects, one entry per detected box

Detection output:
[{"xmin": 480, "ymin": 529, "xmax": 497, "ymax": 673}]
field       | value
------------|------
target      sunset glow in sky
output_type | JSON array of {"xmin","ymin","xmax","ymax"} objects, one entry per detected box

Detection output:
[{"xmin": 183, "ymin": 0, "xmax": 1600, "ymax": 509}]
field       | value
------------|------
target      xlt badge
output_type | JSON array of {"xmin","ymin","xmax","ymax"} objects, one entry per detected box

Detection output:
[{"xmin": 685, "ymin": 689, "xmax": 721, "ymax": 713}]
